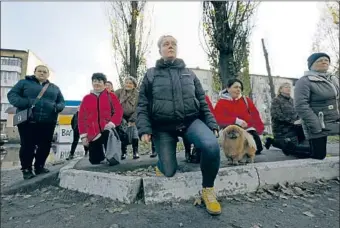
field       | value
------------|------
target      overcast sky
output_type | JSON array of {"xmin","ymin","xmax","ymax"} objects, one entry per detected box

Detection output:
[{"xmin": 1, "ymin": 1, "xmax": 321, "ymax": 100}]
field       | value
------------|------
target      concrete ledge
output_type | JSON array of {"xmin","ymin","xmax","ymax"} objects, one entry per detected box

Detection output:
[
  {"xmin": 255, "ymin": 157, "xmax": 339, "ymax": 187},
  {"xmin": 59, "ymin": 169, "xmax": 142, "ymax": 204},
  {"xmin": 58, "ymin": 157, "xmax": 339, "ymax": 205},
  {"xmin": 143, "ymin": 166, "xmax": 259, "ymax": 205},
  {"xmin": 143, "ymin": 157, "xmax": 339, "ymax": 204}
]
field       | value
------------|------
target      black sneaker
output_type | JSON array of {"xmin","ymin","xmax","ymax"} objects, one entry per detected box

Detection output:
[
  {"xmin": 121, "ymin": 154, "xmax": 127, "ymax": 160},
  {"xmin": 133, "ymin": 153, "xmax": 140, "ymax": 159},
  {"xmin": 34, "ymin": 168, "xmax": 50, "ymax": 175},
  {"xmin": 66, "ymin": 154, "xmax": 74, "ymax": 160},
  {"xmin": 22, "ymin": 169, "xmax": 35, "ymax": 180},
  {"xmin": 150, "ymin": 152, "xmax": 157, "ymax": 158},
  {"xmin": 264, "ymin": 137, "xmax": 273, "ymax": 150}
]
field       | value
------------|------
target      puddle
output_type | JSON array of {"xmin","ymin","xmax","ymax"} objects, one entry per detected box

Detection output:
[{"xmin": 1, "ymin": 143, "xmax": 85, "ymax": 169}]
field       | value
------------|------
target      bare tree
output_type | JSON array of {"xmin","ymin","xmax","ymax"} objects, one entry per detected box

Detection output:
[
  {"xmin": 106, "ymin": 1, "xmax": 153, "ymax": 87},
  {"xmin": 200, "ymin": 1, "xmax": 260, "ymax": 90},
  {"xmin": 312, "ymin": 1, "xmax": 339, "ymax": 75}
]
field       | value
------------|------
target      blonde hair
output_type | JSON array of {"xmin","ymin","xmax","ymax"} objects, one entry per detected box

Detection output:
[
  {"xmin": 157, "ymin": 35, "xmax": 177, "ymax": 49},
  {"xmin": 277, "ymin": 82, "xmax": 291, "ymax": 96}
]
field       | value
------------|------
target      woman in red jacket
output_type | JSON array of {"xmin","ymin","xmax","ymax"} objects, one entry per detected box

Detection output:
[
  {"xmin": 78, "ymin": 73, "xmax": 123, "ymax": 164},
  {"xmin": 214, "ymin": 79, "xmax": 264, "ymax": 154}
]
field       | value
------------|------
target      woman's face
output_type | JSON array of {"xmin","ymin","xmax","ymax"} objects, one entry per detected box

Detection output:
[
  {"xmin": 124, "ymin": 79, "xmax": 135, "ymax": 90},
  {"xmin": 311, "ymin": 57, "xmax": 330, "ymax": 73},
  {"xmin": 92, "ymin": 79, "xmax": 105, "ymax": 92},
  {"xmin": 34, "ymin": 66, "xmax": 49, "ymax": 82},
  {"xmin": 160, "ymin": 36, "xmax": 177, "ymax": 61},
  {"xmin": 227, "ymin": 82, "xmax": 242, "ymax": 99},
  {"xmin": 105, "ymin": 82, "xmax": 113, "ymax": 92},
  {"xmin": 280, "ymin": 84, "xmax": 291, "ymax": 95}
]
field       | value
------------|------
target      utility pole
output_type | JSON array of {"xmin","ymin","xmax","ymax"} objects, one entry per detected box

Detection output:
[{"xmin": 261, "ymin": 38, "xmax": 276, "ymax": 100}]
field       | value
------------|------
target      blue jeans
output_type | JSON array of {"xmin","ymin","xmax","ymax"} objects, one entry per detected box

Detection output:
[{"xmin": 153, "ymin": 119, "xmax": 220, "ymax": 187}]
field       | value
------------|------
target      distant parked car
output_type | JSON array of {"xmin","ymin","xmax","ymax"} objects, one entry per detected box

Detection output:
[{"xmin": 0, "ymin": 133, "xmax": 8, "ymax": 145}]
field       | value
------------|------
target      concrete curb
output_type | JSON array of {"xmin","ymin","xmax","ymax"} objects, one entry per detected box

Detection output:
[
  {"xmin": 2, "ymin": 164, "xmax": 65, "ymax": 195},
  {"xmin": 59, "ymin": 169, "xmax": 142, "ymax": 204},
  {"xmin": 58, "ymin": 157, "xmax": 339, "ymax": 205},
  {"xmin": 142, "ymin": 157, "xmax": 339, "ymax": 204}
]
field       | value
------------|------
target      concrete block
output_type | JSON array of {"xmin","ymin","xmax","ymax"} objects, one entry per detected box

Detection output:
[
  {"xmin": 58, "ymin": 158, "xmax": 81, "ymax": 179},
  {"xmin": 59, "ymin": 169, "xmax": 142, "ymax": 204},
  {"xmin": 143, "ymin": 166, "xmax": 259, "ymax": 205},
  {"xmin": 256, "ymin": 157, "xmax": 340, "ymax": 187}
]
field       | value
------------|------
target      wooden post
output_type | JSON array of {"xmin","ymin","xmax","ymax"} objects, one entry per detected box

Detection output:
[{"xmin": 261, "ymin": 38, "xmax": 276, "ymax": 100}]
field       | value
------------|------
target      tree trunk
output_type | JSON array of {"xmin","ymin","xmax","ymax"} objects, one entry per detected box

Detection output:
[
  {"xmin": 261, "ymin": 38, "xmax": 276, "ymax": 100},
  {"xmin": 129, "ymin": 1, "xmax": 138, "ymax": 78},
  {"xmin": 219, "ymin": 51, "xmax": 236, "ymax": 89}
]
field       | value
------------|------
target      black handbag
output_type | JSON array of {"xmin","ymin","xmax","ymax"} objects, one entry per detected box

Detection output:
[{"xmin": 13, "ymin": 83, "xmax": 50, "ymax": 126}]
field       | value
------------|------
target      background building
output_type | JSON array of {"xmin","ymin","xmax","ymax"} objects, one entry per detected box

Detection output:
[{"xmin": 1, "ymin": 48, "xmax": 55, "ymax": 137}]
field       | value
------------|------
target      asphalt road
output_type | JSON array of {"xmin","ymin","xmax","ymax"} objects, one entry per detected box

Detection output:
[{"xmin": 1, "ymin": 179, "xmax": 339, "ymax": 228}]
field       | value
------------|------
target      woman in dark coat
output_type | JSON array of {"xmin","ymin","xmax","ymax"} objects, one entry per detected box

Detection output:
[
  {"xmin": 7, "ymin": 65, "xmax": 65, "ymax": 179},
  {"xmin": 294, "ymin": 52, "xmax": 339, "ymax": 159},
  {"xmin": 265, "ymin": 82, "xmax": 305, "ymax": 155}
]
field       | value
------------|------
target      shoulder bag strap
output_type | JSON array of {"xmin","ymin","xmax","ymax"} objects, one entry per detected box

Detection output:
[
  {"xmin": 107, "ymin": 92, "xmax": 114, "ymax": 116},
  {"xmin": 32, "ymin": 83, "xmax": 50, "ymax": 107}
]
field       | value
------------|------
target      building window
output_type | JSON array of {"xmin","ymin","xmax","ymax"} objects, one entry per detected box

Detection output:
[{"xmin": 0, "ymin": 57, "xmax": 22, "ymax": 67}]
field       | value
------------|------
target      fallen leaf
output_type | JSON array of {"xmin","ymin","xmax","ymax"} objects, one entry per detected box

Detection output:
[
  {"xmin": 179, "ymin": 222, "xmax": 184, "ymax": 227},
  {"xmin": 25, "ymin": 220, "xmax": 31, "ymax": 223},
  {"xmin": 193, "ymin": 198, "xmax": 201, "ymax": 206},
  {"xmin": 121, "ymin": 210, "xmax": 129, "ymax": 215},
  {"xmin": 28, "ymin": 205, "xmax": 35, "ymax": 208},
  {"xmin": 110, "ymin": 224, "xmax": 119, "ymax": 228},
  {"xmin": 282, "ymin": 204, "xmax": 288, "ymax": 207},
  {"xmin": 279, "ymin": 195, "xmax": 288, "ymax": 200},
  {"xmin": 83, "ymin": 203, "xmax": 91, "ymax": 207},
  {"xmin": 303, "ymin": 211, "xmax": 315, "ymax": 217},
  {"xmin": 23, "ymin": 195, "xmax": 32, "ymax": 199}
]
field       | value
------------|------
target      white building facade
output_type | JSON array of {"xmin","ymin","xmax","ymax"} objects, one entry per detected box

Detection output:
[{"xmin": 0, "ymin": 57, "xmax": 22, "ymax": 131}]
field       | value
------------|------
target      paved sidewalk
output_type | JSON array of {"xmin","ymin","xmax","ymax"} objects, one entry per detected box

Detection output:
[
  {"xmin": 1, "ymin": 179, "xmax": 339, "ymax": 228},
  {"xmin": 74, "ymin": 144, "xmax": 339, "ymax": 174}
]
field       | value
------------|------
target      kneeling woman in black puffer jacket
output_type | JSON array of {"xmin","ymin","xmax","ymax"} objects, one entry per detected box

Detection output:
[{"xmin": 7, "ymin": 65, "xmax": 65, "ymax": 179}]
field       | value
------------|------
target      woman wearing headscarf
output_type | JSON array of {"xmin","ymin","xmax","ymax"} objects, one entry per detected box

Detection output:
[
  {"xmin": 293, "ymin": 52, "xmax": 339, "ymax": 159},
  {"xmin": 115, "ymin": 76, "xmax": 140, "ymax": 160}
]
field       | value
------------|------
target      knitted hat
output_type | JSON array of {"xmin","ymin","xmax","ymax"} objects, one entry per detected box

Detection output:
[{"xmin": 307, "ymin": 52, "xmax": 330, "ymax": 70}]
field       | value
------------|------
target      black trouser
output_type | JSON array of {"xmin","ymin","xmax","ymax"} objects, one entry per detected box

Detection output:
[
  {"xmin": 17, "ymin": 122, "xmax": 56, "ymax": 170},
  {"xmin": 70, "ymin": 128, "xmax": 89, "ymax": 156},
  {"xmin": 247, "ymin": 130, "xmax": 263, "ymax": 154},
  {"xmin": 88, "ymin": 130, "xmax": 110, "ymax": 164}
]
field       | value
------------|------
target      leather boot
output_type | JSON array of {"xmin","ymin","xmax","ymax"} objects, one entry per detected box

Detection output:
[
  {"xmin": 121, "ymin": 143, "xmax": 127, "ymax": 160},
  {"xmin": 284, "ymin": 139, "xmax": 312, "ymax": 158},
  {"xmin": 132, "ymin": 138, "xmax": 140, "ymax": 159}
]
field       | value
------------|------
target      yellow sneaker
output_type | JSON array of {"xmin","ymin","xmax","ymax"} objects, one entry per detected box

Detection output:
[
  {"xmin": 201, "ymin": 187, "xmax": 221, "ymax": 215},
  {"xmin": 155, "ymin": 166, "xmax": 163, "ymax": 177}
]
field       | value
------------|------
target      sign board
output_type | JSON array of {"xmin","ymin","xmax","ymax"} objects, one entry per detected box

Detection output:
[
  {"xmin": 56, "ymin": 125, "xmax": 76, "ymax": 143},
  {"xmin": 50, "ymin": 144, "xmax": 85, "ymax": 161}
]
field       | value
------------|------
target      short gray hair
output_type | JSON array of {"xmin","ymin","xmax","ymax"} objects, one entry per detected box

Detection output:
[{"xmin": 157, "ymin": 35, "xmax": 177, "ymax": 49}]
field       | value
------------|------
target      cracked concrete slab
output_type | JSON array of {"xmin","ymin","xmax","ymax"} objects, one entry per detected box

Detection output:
[
  {"xmin": 143, "ymin": 166, "xmax": 259, "ymax": 205},
  {"xmin": 143, "ymin": 157, "xmax": 339, "ymax": 204},
  {"xmin": 59, "ymin": 169, "xmax": 142, "ymax": 204},
  {"xmin": 255, "ymin": 157, "xmax": 340, "ymax": 187}
]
